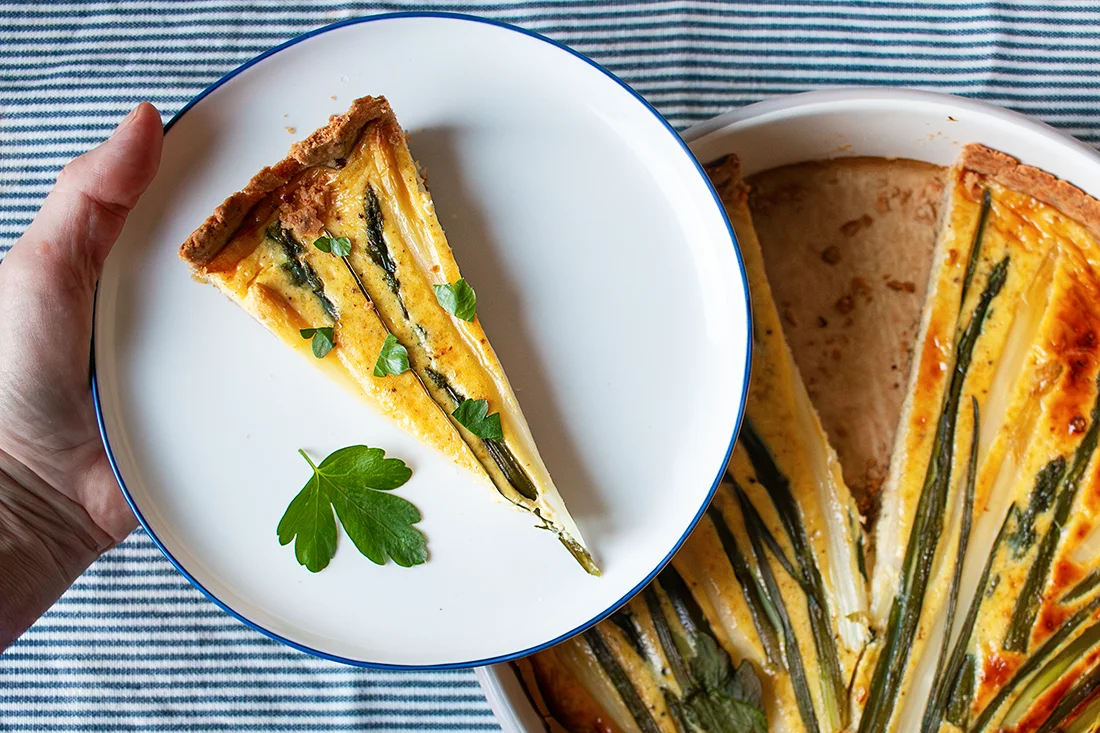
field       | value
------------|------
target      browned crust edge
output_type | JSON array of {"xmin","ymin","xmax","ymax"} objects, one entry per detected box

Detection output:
[
  {"xmin": 704, "ymin": 153, "xmax": 748, "ymax": 206},
  {"xmin": 179, "ymin": 95, "xmax": 392, "ymax": 267},
  {"xmin": 960, "ymin": 142, "xmax": 1100, "ymax": 240}
]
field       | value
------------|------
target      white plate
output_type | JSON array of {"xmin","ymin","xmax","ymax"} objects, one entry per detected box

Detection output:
[
  {"xmin": 92, "ymin": 13, "xmax": 749, "ymax": 668},
  {"xmin": 477, "ymin": 86, "xmax": 1100, "ymax": 725}
]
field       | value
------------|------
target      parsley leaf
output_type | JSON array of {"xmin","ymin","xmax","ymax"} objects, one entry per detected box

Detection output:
[
  {"xmin": 277, "ymin": 446, "xmax": 425, "ymax": 572},
  {"xmin": 730, "ymin": 659, "xmax": 765, "ymax": 711},
  {"xmin": 313, "ymin": 234, "xmax": 352, "ymax": 257},
  {"xmin": 433, "ymin": 279, "xmax": 477, "ymax": 322},
  {"xmin": 299, "ymin": 327, "xmax": 335, "ymax": 358},
  {"xmin": 373, "ymin": 333, "xmax": 410, "ymax": 377},
  {"xmin": 452, "ymin": 398, "xmax": 503, "ymax": 440},
  {"xmin": 685, "ymin": 634, "xmax": 768, "ymax": 733}
]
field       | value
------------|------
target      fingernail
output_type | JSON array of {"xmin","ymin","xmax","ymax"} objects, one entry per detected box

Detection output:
[{"xmin": 109, "ymin": 104, "xmax": 142, "ymax": 140}]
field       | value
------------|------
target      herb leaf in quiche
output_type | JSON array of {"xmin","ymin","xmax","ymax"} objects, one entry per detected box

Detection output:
[
  {"xmin": 452, "ymin": 398, "xmax": 504, "ymax": 440},
  {"xmin": 373, "ymin": 333, "xmax": 411, "ymax": 377},
  {"xmin": 434, "ymin": 279, "xmax": 477, "ymax": 322},
  {"xmin": 300, "ymin": 327, "xmax": 335, "ymax": 358},
  {"xmin": 277, "ymin": 446, "xmax": 425, "ymax": 572},
  {"xmin": 313, "ymin": 234, "xmax": 352, "ymax": 257},
  {"xmin": 653, "ymin": 566, "xmax": 769, "ymax": 733}
]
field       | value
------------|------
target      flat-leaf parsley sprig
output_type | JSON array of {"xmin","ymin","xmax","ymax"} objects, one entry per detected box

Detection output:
[{"xmin": 277, "ymin": 445, "xmax": 426, "ymax": 572}]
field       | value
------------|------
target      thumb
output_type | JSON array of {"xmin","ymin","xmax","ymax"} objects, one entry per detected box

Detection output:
[{"xmin": 10, "ymin": 102, "xmax": 164, "ymax": 289}]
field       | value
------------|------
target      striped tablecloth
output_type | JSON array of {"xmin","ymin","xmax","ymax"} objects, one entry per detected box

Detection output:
[{"xmin": 3, "ymin": 1, "xmax": 1100, "ymax": 730}]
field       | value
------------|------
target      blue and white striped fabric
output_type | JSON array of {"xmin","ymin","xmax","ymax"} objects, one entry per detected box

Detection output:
[{"xmin": 4, "ymin": 1, "xmax": 1100, "ymax": 730}]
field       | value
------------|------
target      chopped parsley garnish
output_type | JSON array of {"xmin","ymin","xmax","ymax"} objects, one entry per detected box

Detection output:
[
  {"xmin": 299, "ymin": 327, "xmax": 335, "ymax": 358},
  {"xmin": 451, "ymin": 398, "xmax": 503, "ymax": 440},
  {"xmin": 313, "ymin": 234, "xmax": 352, "ymax": 257},
  {"xmin": 373, "ymin": 333, "xmax": 411, "ymax": 377},
  {"xmin": 434, "ymin": 279, "xmax": 477, "ymax": 322}
]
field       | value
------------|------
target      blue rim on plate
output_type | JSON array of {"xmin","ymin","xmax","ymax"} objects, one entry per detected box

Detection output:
[{"xmin": 91, "ymin": 10, "xmax": 753, "ymax": 671}]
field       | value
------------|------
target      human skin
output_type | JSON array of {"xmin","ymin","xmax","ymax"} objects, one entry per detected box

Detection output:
[{"xmin": 0, "ymin": 102, "xmax": 163, "ymax": 650}]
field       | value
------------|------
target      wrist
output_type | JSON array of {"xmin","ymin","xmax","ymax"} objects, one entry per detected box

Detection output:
[{"xmin": 0, "ymin": 449, "xmax": 112, "ymax": 650}]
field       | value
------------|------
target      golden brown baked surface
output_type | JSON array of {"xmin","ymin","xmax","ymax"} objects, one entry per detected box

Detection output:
[
  {"xmin": 862, "ymin": 144, "xmax": 1100, "ymax": 733},
  {"xmin": 959, "ymin": 142, "xmax": 1100, "ymax": 240},
  {"xmin": 182, "ymin": 96, "xmax": 392, "ymax": 267}
]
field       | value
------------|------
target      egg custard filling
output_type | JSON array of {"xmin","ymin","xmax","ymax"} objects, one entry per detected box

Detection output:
[
  {"xmin": 180, "ymin": 96, "xmax": 596, "ymax": 574},
  {"xmin": 861, "ymin": 146, "xmax": 1100, "ymax": 733},
  {"xmin": 519, "ymin": 147, "xmax": 1100, "ymax": 733}
]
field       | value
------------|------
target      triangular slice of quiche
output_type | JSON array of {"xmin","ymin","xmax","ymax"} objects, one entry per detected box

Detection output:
[
  {"xmin": 180, "ymin": 96, "xmax": 597, "ymax": 574},
  {"xmin": 859, "ymin": 144, "xmax": 1100, "ymax": 732}
]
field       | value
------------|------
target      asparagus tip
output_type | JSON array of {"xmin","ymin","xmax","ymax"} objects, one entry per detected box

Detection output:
[{"xmin": 560, "ymin": 533, "xmax": 601, "ymax": 576}]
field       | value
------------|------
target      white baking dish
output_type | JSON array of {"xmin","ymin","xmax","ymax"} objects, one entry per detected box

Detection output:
[{"xmin": 475, "ymin": 86, "xmax": 1100, "ymax": 731}]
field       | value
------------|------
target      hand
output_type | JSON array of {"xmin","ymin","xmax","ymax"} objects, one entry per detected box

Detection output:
[{"xmin": 0, "ymin": 103, "xmax": 163, "ymax": 649}]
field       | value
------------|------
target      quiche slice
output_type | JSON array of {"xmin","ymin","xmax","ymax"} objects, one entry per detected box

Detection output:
[
  {"xmin": 180, "ymin": 96, "xmax": 597, "ymax": 575},
  {"xmin": 859, "ymin": 145, "xmax": 1100, "ymax": 733},
  {"xmin": 522, "ymin": 155, "xmax": 870, "ymax": 733}
]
